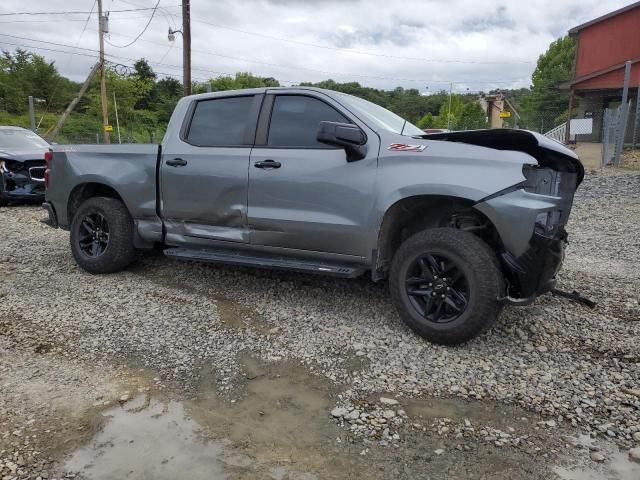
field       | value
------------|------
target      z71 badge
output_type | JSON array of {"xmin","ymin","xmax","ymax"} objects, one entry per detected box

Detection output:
[{"xmin": 387, "ymin": 143, "xmax": 427, "ymax": 152}]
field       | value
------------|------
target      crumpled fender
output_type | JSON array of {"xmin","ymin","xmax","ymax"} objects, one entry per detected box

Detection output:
[{"xmin": 421, "ymin": 129, "xmax": 584, "ymax": 186}]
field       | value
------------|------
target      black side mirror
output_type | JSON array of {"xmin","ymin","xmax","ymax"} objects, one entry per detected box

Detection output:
[{"xmin": 317, "ymin": 121, "xmax": 367, "ymax": 160}]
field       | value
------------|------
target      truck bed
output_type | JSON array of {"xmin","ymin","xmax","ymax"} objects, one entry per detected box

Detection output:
[{"xmin": 47, "ymin": 144, "xmax": 161, "ymax": 229}]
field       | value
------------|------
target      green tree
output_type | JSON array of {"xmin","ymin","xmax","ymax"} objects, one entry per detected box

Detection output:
[
  {"xmin": 458, "ymin": 102, "xmax": 488, "ymax": 130},
  {"xmin": 417, "ymin": 112, "xmax": 434, "ymax": 129},
  {"xmin": 201, "ymin": 72, "xmax": 281, "ymax": 93},
  {"xmin": 0, "ymin": 49, "xmax": 77, "ymax": 114},
  {"xmin": 132, "ymin": 59, "xmax": 157, "ymax": 110},
  {"xmin": 520, "ymin": 36, "xmax": 575, "ymax": 129},
  {"xmin": 433, "ymin": 94, "xmax": 465, "ymax": 129}
]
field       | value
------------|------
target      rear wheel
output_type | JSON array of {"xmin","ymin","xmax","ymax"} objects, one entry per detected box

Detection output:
[
  {"xmin": 389, "ymin": 228, "xmax": 503, "ymax": 345},
  {"xmin": 70, "ymin": 196, "xmax": 135, "ymax": 274}
]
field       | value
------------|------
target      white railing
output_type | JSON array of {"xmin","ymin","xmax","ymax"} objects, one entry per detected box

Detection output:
[{"xmin": 544, "ymin": 122, "xmax": 567, "ymax": 144}]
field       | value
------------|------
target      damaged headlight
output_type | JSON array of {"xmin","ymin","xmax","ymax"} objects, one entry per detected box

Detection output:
[
  {"xmin": 523, "ymin": 165, "xmax": 562, "ymax": 196},
  {"xmin": 535, "ymin": 211, "xmax": 563, "ymax": 238}
]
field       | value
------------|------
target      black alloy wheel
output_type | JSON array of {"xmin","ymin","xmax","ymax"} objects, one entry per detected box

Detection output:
[
  {"xmin": 70, "ymin": 196, "xmax": 136, "ymax": 274},
  {"xmin": 405, "ymin": 253, "xmax": 469, "ymax": 323},
  {"xmin": 77, "ymin": 212, "xmax": 110, "ymax": 257},
  {"xmin": 389, "ymin": 228, "xmax": 503, "ymax": 345}
]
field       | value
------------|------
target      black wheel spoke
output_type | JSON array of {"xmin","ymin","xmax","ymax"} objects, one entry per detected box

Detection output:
[
  {"xmin": 432, "ymin": 298, "xmax": 444, "ymax": 321},
  {"xmin": 405, "ymin": 252, "xmax": 469, "ymax": 324},
  {"xmin": 449, "ymin": 287, "xmax": 468, "ymax": 305},
  {"xmin": 77, "ymin": 212, "xmax": 110, "ymax": 258},
  {"xmin": 444, "ymin": 297, "xmax": 462, "ymax": 312},
  {"xmin": 407, "ymin": 288, "xmax": 432, "ymax": 297},
  {"xmin": 422, "ymin": 295, "xmax": 435, "ymax": 316},
  {"xmin": 417, "ymin": 258, "xmax": 435, "ymax": 280},
  {"xmin": 425, "ymin": 255, "xmax": 442, "ymax": 275}
]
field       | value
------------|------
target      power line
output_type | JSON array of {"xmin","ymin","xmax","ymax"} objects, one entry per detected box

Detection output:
[
  {"xmin": 116, "ymin": 0, "xmax": 179, "ymax": 30},
  {"xmin": 104, "ymin": 0, "xmax": 161, "ymax": 48},
  {"xmin": 0, "ymin": 6, "xmax": 180, "ymax": 16},
  {"xmin": 0, "ymin": 40, "xmax": 99, "ymax": 59},
  {"xmin": 0, "ymin": 14, "xmax": 173, "ymax": 24},
  {"xmin": 2, "ymin": 34, "xmax": 561, "ymax": 92},
  {"xmin": 96, "ymin": 30, "xmax": 533, "ymax": 86},
  {"xmin": 192, "ymin": 17, "xmax": 535, "ymax": 66},
  {"xmin": 37, "ymin": 0, "xmax": 97, "ymax": 129},
  {"xmin": 0, "ymin": 33, "xmax": 98, "ymax": 54}
]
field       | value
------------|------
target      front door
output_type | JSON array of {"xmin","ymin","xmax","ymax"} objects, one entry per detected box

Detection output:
[
  {"xmin": 248, "ymin": 94, "xmax": 378, "ymax": 258},
  {"xmin": 161, "ymin": 94, "xmax": 261, "ymax": 246}
]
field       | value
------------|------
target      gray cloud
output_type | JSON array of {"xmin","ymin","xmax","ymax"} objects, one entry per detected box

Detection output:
[{"xmin": 0, "ymin": 0, "xmax": 631, "ymax": 91}]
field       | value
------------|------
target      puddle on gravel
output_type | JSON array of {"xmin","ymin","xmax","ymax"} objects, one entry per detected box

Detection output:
[
  {"xmin": 61, "ymin": 357, "xmax": 376, "ymax": 480},
  {"xmin": 404, "ymin": 395, "xmax": 534, "ymax": 431},
  {"xmin": 63, "ymin": 397, "xmax": 228, "ymax": 479},
  {"xmin": 60, "ymin": 354, "xmax": 576, "ymax": 480},
  {"xmin": 553, "ymin": 434, "xmax": 640, "ymax": 480}
]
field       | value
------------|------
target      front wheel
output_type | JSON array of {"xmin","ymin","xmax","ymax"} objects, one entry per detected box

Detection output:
[
  {"xmin": 70, "ymin": 196, "xmax": 136, "ymax": 274},
  {"xmin": 389, "ymin": 228, "xmax": 503, "ymax": 345}
]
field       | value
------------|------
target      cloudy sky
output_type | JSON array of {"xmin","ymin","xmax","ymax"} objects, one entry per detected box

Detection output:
[{"xmin": 0, "ymin": 0, "xmax": 630, "ymax": 92}]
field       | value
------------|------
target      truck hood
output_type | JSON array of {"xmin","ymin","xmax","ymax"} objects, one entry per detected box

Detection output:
[
  {"xmin": 419, "ymin": 129, "xmax": 584, "ymax": 185},
  {"xmin": 0, "ymin": 148, "xmax": 47, "ymax": 162}
]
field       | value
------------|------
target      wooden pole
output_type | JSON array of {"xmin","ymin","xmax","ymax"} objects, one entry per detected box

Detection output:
[
  {"xmin": 48, "ymin": 63, "xmax": 100, "ymax": 141},
  {"xmin": 182, "ymin": 0, "xmax": 191, "ymax": 97},
  {"xmin": 98, "ymin": 0, "xmax": 110, "ymax": 144},
  {"xmin": 182, "ymin": 0, "xmax": 191, "ymax": 96}
]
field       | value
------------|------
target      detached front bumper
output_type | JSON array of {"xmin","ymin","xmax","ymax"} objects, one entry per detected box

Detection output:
[
  {"xmin": 474, "ymin": 188, "xmax": 573, "ymax": 302},
  {"xmin": 500, "ymin": 230, "xmax": 565, "ymax": 302}
]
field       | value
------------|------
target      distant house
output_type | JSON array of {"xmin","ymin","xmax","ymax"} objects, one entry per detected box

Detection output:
[{"xmin": 561, "ymin": 1, "xmax": 640, "ymax": 143}]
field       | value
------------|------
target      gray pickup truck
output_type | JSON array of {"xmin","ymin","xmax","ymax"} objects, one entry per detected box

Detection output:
[{"xmin": 42, "ymin": 87, "xmax": 584, "ymax": 344}]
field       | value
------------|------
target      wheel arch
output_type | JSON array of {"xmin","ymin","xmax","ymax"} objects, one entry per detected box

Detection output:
[
  {"xmin": 373, "ymin": 194, "xmax": 504, "ymax": 280},
  {"xmin": 67, "ymin": 182, "xmax": 126, "ymax": 224}
]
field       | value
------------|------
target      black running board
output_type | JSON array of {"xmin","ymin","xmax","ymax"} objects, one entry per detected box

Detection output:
[{"xmin": 164, "ymin": 247, "xmax": 367, "ymax": 278}]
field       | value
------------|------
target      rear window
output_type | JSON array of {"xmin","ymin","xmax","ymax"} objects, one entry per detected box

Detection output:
[{"xmin": 186, "ymin": 96, "xmax": 254, "ymax": 146}]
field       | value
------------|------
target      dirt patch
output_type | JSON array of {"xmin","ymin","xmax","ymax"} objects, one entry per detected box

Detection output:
[{"xmin": 0, "ymin": 350, "xmax": 154, "ymax": 478}]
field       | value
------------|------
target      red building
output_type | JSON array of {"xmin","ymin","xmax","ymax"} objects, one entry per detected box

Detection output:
[{"xmin": 562, "ymin": 2, "xmax": 640, "ymax": 142}]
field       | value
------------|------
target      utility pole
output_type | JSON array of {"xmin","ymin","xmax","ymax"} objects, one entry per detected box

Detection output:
[
  {"xmin": 98, "ymin": 0, "xmax": 110, "ymax": 144},
  {"xmin": 182, "ymin": 0, "xmax": 191, "ymax": 96},
  {"xmin": 447, "ymin": 82, "xmax": 453, "ymax": 130},
  {"xmin": 48, "ymin": 63, "xmax": 100, "ymax": 141}
]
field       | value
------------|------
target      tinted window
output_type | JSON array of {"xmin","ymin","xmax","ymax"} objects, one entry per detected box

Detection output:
[
  {"xmin": 268, "ymin": 96, "xmax": 348, "ymax": 147},
  {"xmin": 186, "ymin": 96, "xmax": 254, "ymax": 146}
]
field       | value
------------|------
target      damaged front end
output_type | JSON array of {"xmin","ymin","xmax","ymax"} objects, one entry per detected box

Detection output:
[
  {"xmin": 428, "ymin": 129, "xmax": 584, "ymax": 304},
  {"xmin": 0, "ymin": 157, "xmax": 46, "ymax": 204}
]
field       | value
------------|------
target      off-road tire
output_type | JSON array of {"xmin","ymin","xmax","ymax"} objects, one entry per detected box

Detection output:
[
  {"xmin": 70, "ymin": 196, "xmax": 136, "ymax": 274},
  {"xmin": 389, "ymin": 228, "xmax": 503, "ymax": 345}
]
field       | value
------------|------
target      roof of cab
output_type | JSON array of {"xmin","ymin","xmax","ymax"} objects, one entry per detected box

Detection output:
[{"xmin": 184, "ymin": 86, "xmax": 334, "ymax": 102}]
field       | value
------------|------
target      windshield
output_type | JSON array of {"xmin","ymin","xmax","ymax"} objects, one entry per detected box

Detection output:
[
  {"xmin": 334, "ymin": 92, "xmax": 424, "ymax": 136},
  {"xmin": 0, "ymin": 129, "xmax": 49, "ymax": 150}
]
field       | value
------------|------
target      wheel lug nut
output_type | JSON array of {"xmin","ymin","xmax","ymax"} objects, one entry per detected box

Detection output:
[
  {"xmin": 428, "ymin": 283, "xmax": 432, "ymax": 287},
  {"xmin": 441, "ymin": 294, "xmax": 445, "ymax": 298},
  {"xmin": 446, "ymin": 287, "xmax": 450, "ymax": 290}
]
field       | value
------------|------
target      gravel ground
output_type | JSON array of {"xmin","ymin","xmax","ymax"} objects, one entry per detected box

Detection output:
[{"xmin": 1, "ymin": 170, "xmax": 639, "ymax": 479}]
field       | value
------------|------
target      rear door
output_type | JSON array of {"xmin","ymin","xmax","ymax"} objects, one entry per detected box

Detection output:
[
  {"xmin": 161, "ymin": 94, "xmax": 262, "ymax": 246},
  {"xmin": 247, "ymin": 93, "xmax": 379, "ymax": 257}
]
